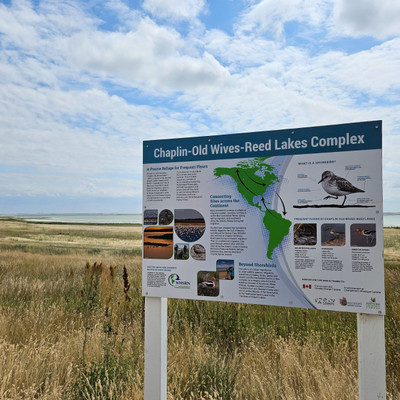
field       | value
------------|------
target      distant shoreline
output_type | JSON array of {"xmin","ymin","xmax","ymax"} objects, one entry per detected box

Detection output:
[
  {"xmin": 0, "ymin": 214, "xmax": 142, "ymax": 226},
  {"xmin": 1, "ymin": 213, "xmax": 400, "ymax": 227}
]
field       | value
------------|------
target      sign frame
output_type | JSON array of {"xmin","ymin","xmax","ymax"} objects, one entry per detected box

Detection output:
[
  {"xmin": 142, "ymin": 121, "xmax": 386, "ymax": 399},
  {"xmin": 142, "ymin": 121, "xmax": 385, "ymax": 315}
]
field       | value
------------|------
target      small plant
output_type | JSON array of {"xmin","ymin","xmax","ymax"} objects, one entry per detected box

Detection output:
[
  {"xmin": 123, "ymin": 266, "xmax": 131, "ymax": 303},
  {"xmin": 79, "ymin": 262, "xmax": 102, "ymax": 312}
]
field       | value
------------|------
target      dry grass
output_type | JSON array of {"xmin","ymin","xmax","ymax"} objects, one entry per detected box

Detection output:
[
  {"xmin": 0, "ymin": 218, "xmax": 399, "ymax": 399},
  {"xmin": 384, "ymin": 228, "xmax": 400, "ymax": 261},
  {"xmin": 0, "ymin": 218, "xmax": 142, "ymax": 255},
  {"xmin": 0, "ymin": 218, "xmax": 144, "ymax": 399}
]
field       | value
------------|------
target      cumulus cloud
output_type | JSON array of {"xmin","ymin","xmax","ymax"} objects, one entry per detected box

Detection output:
[
  {"xmin": 332, "ymin": 0, "xmax": 400, "ymax": 39},
  {"xmin": 143, "ymin": 0, "xmax": 206, "ymax": 21},
  {"xmin": 104, "ymin": 0, "xmax": 141, "ymax": 30},
  {"xmin": 204, "ymin": 29, "xmax": 284, "ymax": 69},
  {"xmin": 67, "ymin": 17, "xmax": 230, "ymax": 92},
  {"xmin": 0, "ymin": 81, "xmax": 200, "ymax": 200},
  {"xmin": 238, "ymin": 0, "xmax": 330, "ymax": 38},
  {"xmin": 237, "ymin": 0, "xmax": 400, "ymax": 41}
]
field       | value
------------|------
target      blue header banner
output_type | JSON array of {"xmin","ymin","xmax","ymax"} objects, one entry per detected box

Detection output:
[{"xmin": 143, "ymin": 121, "xmax": 382, "ymax": 164}]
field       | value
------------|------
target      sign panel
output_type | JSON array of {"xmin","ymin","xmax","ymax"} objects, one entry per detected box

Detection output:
[{"xmin": 142, "ymin": 121, "xmax": 384, "ymax": 314}]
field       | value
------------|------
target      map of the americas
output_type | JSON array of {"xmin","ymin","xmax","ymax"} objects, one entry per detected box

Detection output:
[{"xmin": 214, "ymin": 157, "xmax": 291, "ymax": 259}]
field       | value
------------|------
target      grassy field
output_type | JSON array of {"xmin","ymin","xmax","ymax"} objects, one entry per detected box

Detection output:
[{"xmin": 0, "ymin": 217, "xmax": 399, "ymax": 399}]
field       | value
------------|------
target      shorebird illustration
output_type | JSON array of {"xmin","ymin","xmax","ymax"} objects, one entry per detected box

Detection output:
[
  {"xmin": 318, "ymin": 171, "xmax": 364, "ymax": 206},
  {"xmin": 356, "ymin": 228, "xmax": 376, "ymax": 244}
]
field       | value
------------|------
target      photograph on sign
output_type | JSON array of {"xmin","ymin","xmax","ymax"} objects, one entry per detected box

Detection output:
[{"xmin": 142, "ymin": 121, "xmax": 384, "ymax": 314}]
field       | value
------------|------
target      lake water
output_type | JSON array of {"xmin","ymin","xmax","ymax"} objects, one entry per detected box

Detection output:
[
  {"xmin": 14, "ymin": 214, "xmax": 142, "ymax": 224},
  {"xmin": 6, "ymin": 213, "xmax": 400, "ymax": 227},
  {"xmin": 384, "ymin": 214, "xmax": 400, "ymax": 227}
]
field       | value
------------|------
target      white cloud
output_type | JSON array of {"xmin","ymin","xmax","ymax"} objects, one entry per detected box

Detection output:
[
  {"xmin": 0, "ymin": 0, "xmax": 97, "ymax": 52},
  {"xmin": 0, "ymin": 1, "xmax": 41, "ymax": 50},
  {"xmin": 332, "ymin": 0, "xmax": 400, "ymax": 39},
  {"xmin": 204, "ymin": 29, "xmax": 284, "ymax": 69},
  {"xmin": 0, "ymin": 171, "xmax": 142, "ymax": 198},
  {"xmin": 104, "ymin": 0, "xmax": 141, "ymax": 30},
  {"xmin": 238, "ymin": 0, "xmax": 330, "ymax": 38},
  {"xmin": 67, "ymin": 17, "xmax": 230, "ymax": 92},
  {"xmin": 277, "ymin": 39, "xmax": 400, "ymax": 102},
  {"xmin": 143, "ymin": 0, "xmax": 206, "ymax": 21},
  {"xmin": 0, "ymin": 82, "xmax": 201, "ymax": 199},
  {"xmin": 0, "ymin": 83, "xmax": 195, "ymax": 171},
  {"xmin": 238, "ymin": 0, "xmax": 400, "ymax": 41}
]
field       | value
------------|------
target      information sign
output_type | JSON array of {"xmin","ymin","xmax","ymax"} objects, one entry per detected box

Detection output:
[{"xmin": 142, "ymin": 121, "xmax": 384, "ymax": 314}]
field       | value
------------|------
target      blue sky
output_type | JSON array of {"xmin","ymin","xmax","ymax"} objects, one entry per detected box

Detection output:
[{"xmin": 0, "ymin": 0, "xmax": 400, "ymax": 214}]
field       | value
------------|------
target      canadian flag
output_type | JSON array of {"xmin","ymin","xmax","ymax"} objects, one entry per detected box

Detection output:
[{"xmin": 303, "ymin": 284, "xmax": 312, "ymax": 289}]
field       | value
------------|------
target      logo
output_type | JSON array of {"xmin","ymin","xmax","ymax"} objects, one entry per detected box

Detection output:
[
  {"xmin": 303, "ymin": 284, "xmax": 312, "ymax": 289},
  {"xmin": 168, "ymin": 274, "xmax": 190, "ymax": 289},
  {"xmin": 315, "ymin": 297, "xmax": 335, "ymax": 306},
  {"xmin": 339, "ymin": 297, "xmax": 362, "ymax": 307},
  {"xmin": 366, "ymin": 297, "xmax": 381, "ymax": 310},
  {"xmin": 168, "ymin": 274, "xmax": 179, "ymax": 286}
]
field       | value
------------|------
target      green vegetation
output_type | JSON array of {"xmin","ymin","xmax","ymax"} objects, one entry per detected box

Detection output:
[{"xmin": 0, "ymin": 218, "xmax": 399, "ymax": 399}]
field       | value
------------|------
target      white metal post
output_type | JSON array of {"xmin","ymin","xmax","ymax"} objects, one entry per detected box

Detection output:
[
  {"xmin": 144, "ymin": 297, "xmax": 168, "ymax": 400},
  {"xmin": 357, "ymin": 313, "xmax": 386, "ymax": 400}
]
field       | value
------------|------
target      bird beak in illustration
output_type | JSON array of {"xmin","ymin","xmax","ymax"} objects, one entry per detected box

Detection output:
[{"xmin": 318, "ymin": 178, "xmax": 323, "ymax": 184}]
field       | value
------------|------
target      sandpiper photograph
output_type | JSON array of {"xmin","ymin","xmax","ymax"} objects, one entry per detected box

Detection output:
[
  {"xmin": 351, "ymin": 224, "xmax": 376, "ymax": 247},
  {"xmin": 197, "ymin": 271, "xmax": 219, "ymax": 297},
  {"xmin": 294, "ymin": 223, "xmax": 317, "ymax": 246},
  {"xmin": 321, "ymin": 223, "xmax": 346, "ymax": 246},
  {"xmin": 190, "ymin": 244, "xmax": 206, "ymax": 261},
  {"xmin": 143, "ymin": 226, "xmax": 174, "ymax": 258},
  {"xmin": 174, "ymin": 209, "xmax": 206, "ymax": 242}
]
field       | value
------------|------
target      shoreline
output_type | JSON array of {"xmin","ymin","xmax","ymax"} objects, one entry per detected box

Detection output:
[{"xmin": 0, "ymin": 216, "xmax": 142, "ymax": 227}]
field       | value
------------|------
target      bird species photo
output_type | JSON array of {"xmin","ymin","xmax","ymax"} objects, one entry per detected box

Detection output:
[
  {"xmin": 190, "ymin": 244, "xmax": 206, "ymax": 261},
  {"xmin": 318, "ymin": 171, "xmax": 365, "ymax": 206},
  {"xmin": 293, "ymin": 223, "xmax": 317, "ymax": 246},
  {"xmin": 159, "ymin": 209, "xmax": 173, "ymax": 225},
  {"xmin": 197, "ymin": 271, "xmax": 219, "ymax": 297},
  {"xmin": 351, "ymin": 224, "xmax": 377, "ymax": 247},
  {"xmin": 321, "ymin": 223, "xmax": 346, "ymax": 246}
]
